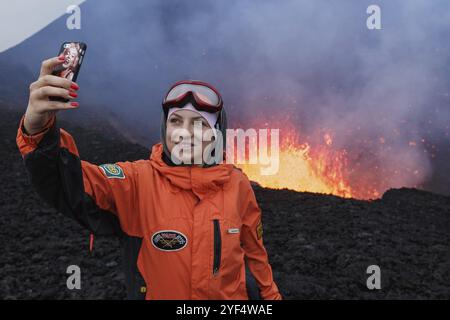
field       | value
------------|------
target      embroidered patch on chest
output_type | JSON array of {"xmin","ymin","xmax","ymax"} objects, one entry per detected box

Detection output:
[
  {"xmin": 151, "ymin": 230, "xmax": 188, "ymax": 252},
  {"xmin": 99, "ymin": 163, "xmax": 125, "ymax": 179}
]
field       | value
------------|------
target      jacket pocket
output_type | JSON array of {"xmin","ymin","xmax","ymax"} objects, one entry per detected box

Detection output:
[{"xmin": 213, "ymin": 219, "xmax": 221, "ymax": 276}]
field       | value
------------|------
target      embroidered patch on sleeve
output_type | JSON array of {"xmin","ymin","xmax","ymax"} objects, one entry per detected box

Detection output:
[
  {"xmin": 256, "ymin": 221, "xmax": 263, "ymax": 240},
  {"xmin": 99, "ymin": 163, "xmax": 125, "ymax": 179}
]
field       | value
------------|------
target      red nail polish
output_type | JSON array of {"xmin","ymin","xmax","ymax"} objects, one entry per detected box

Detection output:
[
  {"xmin": 69, "ymin": 91, "xmax": 78, "ymax": 98},
  {"xmin": 58, "ymin": 55, "xmax": 65, "ymax": 61},
  {"xmin": 71, "ymin": 102, "xmax": 79, "ymax": 107},
  {"xmin": 70, "ymin": 83, "xmax": 79, "ymax": 90}
]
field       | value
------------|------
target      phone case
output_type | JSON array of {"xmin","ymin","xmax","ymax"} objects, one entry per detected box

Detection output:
[{"xmin": 49, "ymin": 41, "xmax": 87, "ymax": 102}]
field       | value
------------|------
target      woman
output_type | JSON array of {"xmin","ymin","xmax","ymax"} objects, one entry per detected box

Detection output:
[
  {"xmin": 57, "ymin": 43, "xmax": 80, "ymax": 80},
  {"xmin": 16, "ymin": 55, "xmax": 282, "ymax": 300}
]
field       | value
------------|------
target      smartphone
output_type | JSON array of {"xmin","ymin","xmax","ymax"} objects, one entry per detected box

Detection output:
[{"xmin": 49, "ymin": 41, "xmax": 87, "ymax": 102}]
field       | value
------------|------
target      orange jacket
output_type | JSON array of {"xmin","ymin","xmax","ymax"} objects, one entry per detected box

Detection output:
[{"xmin": 16, "ymin": 114, "xmax": 282, "ymax": 300}]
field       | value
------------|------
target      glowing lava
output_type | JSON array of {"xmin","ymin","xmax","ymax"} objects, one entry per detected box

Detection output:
[{"xmin": 235, "ymin": 128, "xmax": 356, "ymax": 198}]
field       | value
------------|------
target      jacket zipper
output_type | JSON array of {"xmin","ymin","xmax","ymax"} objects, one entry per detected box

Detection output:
[{"xmin": 213, "ymin": 219, "xmax": 221, "ymax": 276}]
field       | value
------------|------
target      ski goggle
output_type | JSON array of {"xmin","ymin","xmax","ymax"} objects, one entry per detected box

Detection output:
[{"xmin": 162, "ymin": 80, "xmax": 223, "ymax": 113}]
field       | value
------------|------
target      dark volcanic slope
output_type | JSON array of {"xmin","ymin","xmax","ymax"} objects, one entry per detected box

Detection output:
[{"xmin": 1, "ymin": 105, "xmax": 449, "ymax": 299}]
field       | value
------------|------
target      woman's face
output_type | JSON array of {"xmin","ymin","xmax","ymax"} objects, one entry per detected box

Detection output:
[
  {"xmin": 165, "ymin": 109, "xmax": 216, "ymax": 165},
  {"xmin": 63, "ymin": 48, "xmax": 78, "ymax": 68}
]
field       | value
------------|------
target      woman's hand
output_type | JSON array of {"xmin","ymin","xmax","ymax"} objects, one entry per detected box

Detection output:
[{"xmin": 23, "ymin": 56, "xmax": 80, "ymax": 135}]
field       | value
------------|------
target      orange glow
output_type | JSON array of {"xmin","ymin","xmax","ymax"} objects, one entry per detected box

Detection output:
[
  {"xmin": 235, "ymin": 128, "xmax": 356, "ymax": 198},
  {"xmin": 233, "ymin": 123, "xmax": 382, "ymax": 200}
]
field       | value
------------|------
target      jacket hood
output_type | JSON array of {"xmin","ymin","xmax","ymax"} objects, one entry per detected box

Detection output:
[{"xmin": 149, "ymin": 143, "xmax": 234, "ymax": 199}]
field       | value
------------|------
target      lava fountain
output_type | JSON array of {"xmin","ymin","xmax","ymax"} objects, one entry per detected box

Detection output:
[{"xmin": 232, "ymin": 121, "xmax": 382, "ymax": 200}]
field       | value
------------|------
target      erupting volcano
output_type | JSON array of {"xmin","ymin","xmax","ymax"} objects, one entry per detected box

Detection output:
[
  {"xmin": 233, "ymin": 118, "xmax": 426, "ymax": 200},
  {"xmin": 235, "ymin": 128, "xmax": 357, "ymax": 199}
]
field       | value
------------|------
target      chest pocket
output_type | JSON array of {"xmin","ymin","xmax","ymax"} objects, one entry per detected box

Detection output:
[{"xmin": 212, "ymin": 217, "xmax": 244, "ymax": 277}]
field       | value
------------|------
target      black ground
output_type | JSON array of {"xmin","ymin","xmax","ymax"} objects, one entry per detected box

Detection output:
[{"xmin": 1, "ymin": 105, "xmax": 449, "ymax": 299}]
